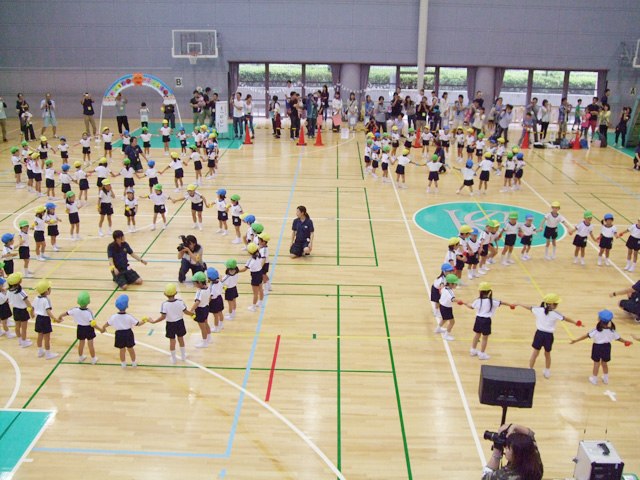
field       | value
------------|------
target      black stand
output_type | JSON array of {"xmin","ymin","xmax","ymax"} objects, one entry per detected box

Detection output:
[{"xmin": 500, "ymin": 405, "xmax": 509, "ymax": 426}]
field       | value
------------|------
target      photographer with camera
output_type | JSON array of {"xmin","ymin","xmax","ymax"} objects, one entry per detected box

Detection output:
[
  {"xmin": 40, "ymin": 93, "xmax": 57, "ymax": 138},
  {"xmin": 610, "ymin": 278, "xmax": 640, "ymax": 322},
  {"xmin": 177, "ymin": 235, "xmax": 205, "ymax": 284},
  {"xmin": 482, "ymin": 424, "xmax": 543, "ymax": 480}
]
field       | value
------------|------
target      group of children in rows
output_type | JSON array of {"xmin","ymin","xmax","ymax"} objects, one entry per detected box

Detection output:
[
  {"xmin": 362, "ymin": 127, "xmax": 527, "ymax": 194},
  {"xmin": 0, "ymin": 214, "xmax": 273, "ymax": 367}
]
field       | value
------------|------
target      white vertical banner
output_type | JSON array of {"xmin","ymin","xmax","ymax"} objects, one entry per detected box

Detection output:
[{"xmin": 215, "ymin": 101, "xmax": 228, "ymax": 134}]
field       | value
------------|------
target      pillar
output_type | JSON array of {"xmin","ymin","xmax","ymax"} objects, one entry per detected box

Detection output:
[
  {"xmin": 475, "ymin": 67, "xmax": 495, "ymax": 104},
  {"xmin": 340, "ymin": 63, "xmax": 361, "ymax": 112}
]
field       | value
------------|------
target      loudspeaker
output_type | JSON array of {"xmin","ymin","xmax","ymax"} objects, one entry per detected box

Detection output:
[{"xmin": 478, "ymin": 365, "xmax": 536, "ymax": 408}]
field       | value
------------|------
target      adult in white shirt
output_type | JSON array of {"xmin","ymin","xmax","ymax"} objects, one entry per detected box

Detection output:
[
  {"xmin": 331, "ymin": 92, "xmax": 343, "ymax": 132},
  {"xmin": 440, "ymin": 92, "xmax": 451, "ymax": 128},
  {"xmin": 40, "ymin": 93, "xmax": 57, "ymax": 138},
  {"xmin": 232, "ymin": 92, "xmax": 245, "ymax": 139}
]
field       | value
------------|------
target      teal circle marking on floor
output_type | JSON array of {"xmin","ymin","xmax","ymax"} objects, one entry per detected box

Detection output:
[{"xmin": 413, "ymin": 202, "xmax": 565, "ymax": 247}]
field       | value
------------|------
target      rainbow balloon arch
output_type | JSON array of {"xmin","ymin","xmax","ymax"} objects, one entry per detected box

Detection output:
[{"xmin": 97, "ymin": 73, "xmax": 184, "ymax": 139}]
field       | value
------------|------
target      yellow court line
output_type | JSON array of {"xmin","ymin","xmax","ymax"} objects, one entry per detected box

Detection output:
[
  {"xmin": 448, "ymin": 168, "xmax": 575, "ymax": 339},
  {"xmin": 206, "ymin": 332, "xmax": 534, "ymax": 343},
  {"xmin": 37, "ymin": 235, "xmax": 93, "ymax": 282}
]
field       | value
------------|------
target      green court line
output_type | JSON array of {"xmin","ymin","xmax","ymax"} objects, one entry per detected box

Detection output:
[
  {"xmin": 337, "ymin": 187, "xmax": 340, "ymax": 266},
  {"xmin": 58, "ymin": 362, "xmax": 391, "ymax": 374},
  {"xmin": 0, "ymin": 196, "xmax": 41, "ymax": 224},
  {"xmin": 564, "ymin": 193, "xmax": 596, "ymax": 219},
  {"xmin": 530, "ymin": 150, "xmax": 578, "ymax": 185},
  {"xmin": 379, "ymin": 286, "xmax": 412, "ymax": 479},
  {"xmin": 363, "ymin": 188, "xmax": 378, "ymax": 267},
  {"xmin": 336, "ymin": 145, "xmax": 339, "ymax": 180},
  {"xmin": 356, "ymin": 142, "xmax": 364, "ymax": 179},
  {"xmin": 336, "ymin": 285, "xmax": 342, "ymax": 476},
  {"xmin": 522, "ymin": 157, "xmax": 554, "ymax": 184},
  {"xmin": 590, "ymin": 193, "xmax": 632, "ymax": 224}
]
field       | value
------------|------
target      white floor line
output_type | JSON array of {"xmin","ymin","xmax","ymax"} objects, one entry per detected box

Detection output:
[
  {"xmin": 46, "ymin": 322, "xmax": 345, "ymax": 479},
  {"xmin": 522, "ymin": 180, "xmax": 634, "ymax": 283},
  {"xmin": 390, "ymin": 179, "xmax": 486, "ymax": 466},
  {"xmin": 0, "ymin": 348, "xmax": 21, "ymax": 408}
]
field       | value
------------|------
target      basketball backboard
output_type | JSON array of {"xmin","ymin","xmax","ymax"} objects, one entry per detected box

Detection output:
[
  {"xmin": 172, "ymin": 30, "xmax": 218, "ymax": 59},
  {"xmin": 633, "ymin": 39, "xmax": 640, "ymax": 68}
]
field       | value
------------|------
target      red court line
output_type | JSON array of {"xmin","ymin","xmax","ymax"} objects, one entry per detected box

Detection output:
[{"xmin": 265, "ymin": 334, "xmax": 281, "ymax": 402}]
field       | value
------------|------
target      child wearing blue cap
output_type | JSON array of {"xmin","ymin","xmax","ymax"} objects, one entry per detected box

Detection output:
[
  {"xmin": 453, "ymin": 159, "xmax": 476, "ymax": 196},
  {"xmin": 597, "ymin": 214, "xmax": 619, "ymax": 266},
  {"xmin": 206, "ymin": 267, "xmax": 225, "ymax": 332},
  {"xmin": 2, "ymin": 233, "xmax": 18, "ymax": 275},
  {"xmin": 98, "ymin": 294, "xmax": 146, "ymax": 369},
  {"xmin": 513, "ymin": 152, "xmax": 525, "ymax": 190},
  {"xmin": 56, "ymin": 136, "xmax": 69, "ymax": 165},
  {"xmin": 500, "ymin": 152, "xmax": 516, "ymax": 193},
  {"xmin": 570, "ymin": 309, "xmax": 632, "ymax": 384},
  {"xmin": 120, "ymin": 129, "xmax": 131, "ymax": 154},
  {"xmin": 519, "ymin": 214, "xmax": 537, "ymax": 260},
  {"xmin": 214, "ymin": 189, "xmax": 229, "ymax": 236},
  {"xmin": 45, "ymin": 203, "xmax": 61, "ymax": 252},
  {"xmin": 177, "ymin": 126, "xmax": 187, "ymax": 156},
  {"xmin": 0, "ymin": 277, "xmax": 17, "ymax": 339},
  {"xmin": 139, "ymin": 160, "xmax": 158, "ymax": 194},
  {"xmin": 432, "ymin": 263, "xmax": 454, "ymax": 318},
  {"xmin": 241, "ymin": 214, "xmax": 256, "ymax": 251},
  {"xmin": 59, "ymin": 163, "xmax": 73, "ymax": 195},
  {"xmin": 370, "ymin": 145, "xmax": 380, "ymax": 179}
]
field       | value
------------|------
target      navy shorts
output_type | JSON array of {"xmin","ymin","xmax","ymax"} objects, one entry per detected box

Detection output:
[
  {"xmin": 47, "ymin": 225, "xmax": 59, "ymax": 237},
  {"xmin": 532, "ymin": 330, "xmax": 554, "ymax": 352},
  {"xmin": 191, "ymin": 202, "xmax": 203, "ymax": 212},
  {"xmin": 428, "ymin": 171, "xmax": 439, "ymax": 181},
  {"xmin": 439, "ymin": 305, "xmax": 454, "ymax": 320},
  {"xmin": 208, "ymin": 295, "xmax": 224, "ymax": 314},
  {"xmin": 591, "ymin": 343, "xmax": 612, "ymax": 362},
  {"xmin": 479, "ymin": 170, "xmax": 490, "ymax": 181},
  {"xmin": 193, "ymin": 306, "xmax": 209, "ymax": 323},
  {"xmin": 114, "ymin": 329, "xmax": 135, "ymax": 349},
  {"xmin": 77, "ymin": 325, "xmax": 96, "ymax": 340},
  {"xmin": 100, "ymin": 203, "xmax": 114, "ymax": 216},
  {"xmin": 626, "ymin": 236, "xmax": 640, "ymax": 251},
  {"xmin": 68, "ymin": 212, "xmax": 79, "ymax": 225},
  {"xmin": 473, "ymin": 316, "xmax": 492, "ymax": 335},
  {"xmin": 13, "ymin": 307, "xmax": 29, "ymax": 322},
  {"xmin": 232, "ymin": 216, "xmax": 241, "ymax": 226},
  {"xmin": 46, "ymin": 178, "xmax": 55, "ymax": 188},
  {"xmin": 520, "ymin": 235, "xmax": 532, "ymax": 246},
  {"xmin": 34, "ymin": 231, "xmax": 45, "ymax": 243},
  {"xmin": 35, "ymin": 315, "xmax": 53, "ymax": 334},
  {"xmin": 599, "ymin": 237, "xmax": 613, "ymax": 250},
  {"xmin": 0, "ymin": 302, "xmax": 12, "ymax": 320},
  {"xmin": 166, "ymin": 319, "xmax": 187, "ymax": 339},
  {"xmin": 154, "ymin": 204, "xmax": 166, "ymax": 214},
  {"xmin": 505, "ymin": 169, "xmax": 514, "ymax": 179},
  {"xmin": 19, "ymin": 246, "xmax": 30, "ymax": 260},
  {"xmin": 14, "ymin": 165, "xmax": 22, "ymax": 174},
  {"xmin": 174, "ymin": 168, "xmax": 184, "ymax": 179},
  {"xmin": 250, "ymin": 271, "xmax": 262, "ymax": 286},
  {"xmin": 217, "ymin": 211, "xmax": 228, "ymax": 221},
  {"xmin": 573, "ymin": 235, "xmax": 587, "ymax": 248},
  {"xmin": 225, "ymin": 286, "xmax": 238, "ymax": 301},
  {"xmin": 543, "ymin": 226, "xmax": 558, "ymax": 239},
  {"xmin": 430, "ymin": 285, "xmax": 441, "ymax": 303},
  {"xmin": 124, "ymin": 178, "xmax": 135, "ymax": 188},
  {"xmin": 395, "ymin": 165, "xmax": 405, "ymax": 175},
  {"xmin": 504, "ymin": 234, "xmax": 517, "ymax": 247}
]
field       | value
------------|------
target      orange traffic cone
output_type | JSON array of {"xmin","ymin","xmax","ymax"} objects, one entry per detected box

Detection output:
[
  {"xmin": 314, "ymin": 126, "xmax": 324, "ymax": 146},
  {"xmin": 572, "ymin": 129, "xmax": 581, "ymax": 150},
  {"xmin": 243, "ymin": 124, "xmax": 252, "ymax": 145},
  {"xmin": 521, "ymin": 129, "xmax": 530, "ymax": 149},
  {"xmin": 413, "ymin": 132, "xmax": 422, "ymax": 148},
  {"xmin": 372, "ymin": 125, "xmax": 377, "ymax": 135},
  {"xmin": 297, "ymin": 124, "xmax": 307, "ymax": 146}
]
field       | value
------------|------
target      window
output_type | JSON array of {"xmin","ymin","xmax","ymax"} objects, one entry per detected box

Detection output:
[
  {"xmin": 568, "ymin": 71, "xmax": 597, "ymax": 96},
  {"xmin": 398, "ymin": 66, "xmax": 435, "ymax": 90},
  {"xmin": 238, "ymin": 63, "xmax": 266, "ymax": 116},
  {"xmin": 439, "ymin": 67, "xmax": 467, "ymax": 100},
  {"xmin": 531, "ymin": 70, "xmax": 565, "ymax": 109},
  {"xmin": 305, "ymin": 64, "xmax": 334, "ymax": 98},
  {"xmin": 269, "ymin": 63, "xmax": 302, "ymax": 89},
  {"xmin": 500, "ymin": 69, "xmax": 529, "ymax": 108}
]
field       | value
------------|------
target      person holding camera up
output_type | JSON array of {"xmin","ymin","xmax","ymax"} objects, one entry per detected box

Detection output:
[
  {"xmin": 81, "ymin": 92, "xmax": 97, "ymax": 139},
  {"xmin": 482, "ymin": 424, "xmax": 543, "ymax": 480},
  {"xmin": 40, "ymin": 93, "xmax": 57, "ymax": 138},
  {"xmin": 177, "ymin": 235, "xmax": 205, "ymax": 284}
]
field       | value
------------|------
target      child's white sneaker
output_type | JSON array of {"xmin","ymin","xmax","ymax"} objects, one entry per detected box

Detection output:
[
  {"xmin": 195, "ymin": 341, "xmax": 208, "ymax": 348},
  {"xmin": 247, "ymin": 305, "xmax": 256, "ymax": 312},
  {"xmin": 589, "ymin": 376, "xmax": 598, "ymax": 385},
  {"xmin": 470, "ymin": 348, "xmax": 478, "ymax": 356},
  {"xmin": 542, "ymin": 369, "xmax": 550, "ymax": 379},
  {"xmin": 78, "ymin": 355, "xmax": 87, "ymax": 363},
  {"xmin": 45, "ymin": 352, "xmax": 59, "ymax": 360},
  {"xmin": 602, "ymin": 374, "xmax": 609, "ymax": 384},
  {"xmin": 442, "ymin": 332, "xmax": 455, "ymax": 341},
  {"xmin": 478, "ymin": 352, "xmax": 490, "ymax": 360},
  {"xmin": 434, "ymin": 326, "xmax": 443, "ymax": 334}
]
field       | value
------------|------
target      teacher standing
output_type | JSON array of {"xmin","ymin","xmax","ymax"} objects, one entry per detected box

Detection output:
[
  {"xmin": 290, "ymin": 206, "xmax": 314, "ymax": 258},
  {"xmin": 115, "ymin": 93, "xmax": 130, "ymax": 134}
]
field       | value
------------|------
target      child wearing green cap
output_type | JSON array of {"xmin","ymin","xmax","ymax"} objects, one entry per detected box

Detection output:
[
  {"xmin": 499, "ymin": 212, "xmax": 520, "ymax": 266},
  {"xmin": 239, "ymin": 244, "xmax": 265, "ymax": 312},
  {"xmin": 98, "ymin": 294, "xmax": 146, "ymax": 369},
  {"xmin": 140, "ymin": 127, "xmax": 153, "ymax": 156},
  {"xmin": 44, "ymin": 159, "xmax": 56, "ymax": 199},
  {"xmin": 0, "ymin": 278, "xmax": 17, "ymax": 339},
  {"xmin": 222, "ymin": 259, "xmax": 239, "ymax": 320},
  {"xmin": 500, "ymin": 153, "xmax": 515, "ymax": 193},
  {"xmin": 17, "ymin": 220, "xmax": 34, "ymax": 276},
  {"xmin": 570, "ymin": 310, "xmax": 633, "ymax": 384},
  {"xmin": 113, "ymin": 158, "xmax": 136, "ymax": 198},
  {"xmin": 434, "ymin": 274, "xmax": 460, "ymax": 341},
  {"xmin": 229, "ymin": 195, "xmax": 243, "ymax": 243},
  {"xmin": 11, "ymin": 146, "xmax": 25, "ymax": 189},
  {"xmin": 189, "ymin": 271, "xmax": 212, "ymax": 347},
  {"xmin": 65, "ymin": 191, "xmax": 82, "ymax": 241},
  {"xmin": 424, "ymin": 154, "xmax": 443, "ymax": 194},
  {"xmin": 570, "ymin": 211, "xmax": 598, "ymax": 265},
  {"xmin": 145, "ymin": 184, "xmax": 177, "ymax": 231},
  {"xmin": 58, "ymin": 291, "xmax": 98, "ymax": 364}
]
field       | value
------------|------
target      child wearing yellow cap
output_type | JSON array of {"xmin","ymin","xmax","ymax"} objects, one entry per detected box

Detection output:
[
  {"xmin": 512, "ymin": 294, "xmax": 584, "ymax": 378},
  {"xmin": 73, "ymin": 132, "xmax": 91, "ymax": 166},
  {"xmin": 33, "ymin": 205, "xmax": 47, "ymax": 262},
  {"xmin": 101, "ymin": 126, "xmax": 113, "ymax": 160},
  {"xmin": 238, "ymin": 243, "xmax": 265, "ymax": 312},
  {"xmin": 0, "ymin": 277, "xmax": 17, "ymax": 339},
  {"xmin": 72, "ymin": 161, "xmax": 90, "ymax": 207},
  {"xmin": 97, "ymin": 180, "xmax": 115, "ymax": 237},
  {"xmin": 37, "ymin": 135, "xmax": 57, "ymax": 162},
  {"xmin": 30, "ymin": 152, "xmax": 44, "ymax": 197},
  {"xmin": 185, "ymin": 184, "xmax": 208, "ymax": 231},
  {"xmin": 160, "ymin": 152, "xmax": 189, "ymax": 192},
  {"xmin": 57, "ymin": 291, "xmax": 98, "ymax": 364},
  {"xmin": 147, "ymin": 284, "xmax": 188, "ymax": 364},
  {"xmin": 538, "ymin": 201, "xmax": 574, "ymax": 260},
  {"xmin": 258, "ymin": 233, "xmax": 271, "ymax": 293},
  {"xmin": 465, "ymin": 128, "xmax": 475, "ymax": 163},
  {"xmin": 33, "ymin": 280, "xmax": 61, "ymax": 359},
  {"xmin": 7, "ymin": 273, "xmax": 34, "ymax": 346},
  {"xmin": 459, "ymin": 283, "xmax": 514, "ymax": 360}
]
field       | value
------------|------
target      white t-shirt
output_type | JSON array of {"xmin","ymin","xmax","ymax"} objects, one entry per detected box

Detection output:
[
  {"xmin": 102, "ymin": 132, "xmax": 113, "ymax": 143},
  {"xmin": 439, "ymin": 287, "xmax": 455, "ymax": 308},
  {"xmin": 8, "ymin": 287, "xmax": 28, "ymax": 309},
  {"xmin": 150, "ymin": 192, "xmax": 169, "ymax": 206},
  {"xmin": 66, "ymin": 200, "xmax": 78, "ymax": 214},
  {"xmin": 107, "ymin": 312, "xmax": 139, "ymax": 330},
  {"xmin": 185, "ymin": 192, "xmax": 204, "ymax": 205},
  {"xmin": 479, "ymin": 159, "xmax": 493, "ymax": 171},
  {"xmin": 195, "ymin": 287, "xmax": 210, "ymax": 306},
  {"xmin": 397, "ymin": 155, "xmax": 412, "ymax": 167},
  {"xmin": 461, "ymin": 167, "xmax": 475, "ymax": 180},
  {"xmin": 125, "ymin": 197, "xmax": 138, "ymax": 211},
  {"xmin": 520, "ymin": 223, "xmax": 537, "ymax": 236},
  {"xmin": 472, "ymin": 298, "xmax": 501, "ymax": 318},
  {"xmin": 222, "ymin": 271, "xmax": 239, "ymax": 289},
  {"xmin": 428, "ymin": 161, "xmax": 443, "ymax": 172},
  {"xmin": 588, "ymin": 328, "xmax": 620, "ymax": 344},
  {"xmin": 33, "ymin": 295, "xmax": 53, "ymax": 317},
  {"xmin": 74, "ymin": 169, "xmax": 87, "ymax": 181},
  {"xmin": 574, "ymin": 221, "xmax": 594, "ymax": 237},
  {"xmin": 626, "ymin": 224, "xmax": 640, "ymax": 239},
  {"xmin": 245, "ymin": 256, "xmax": 263, "ymax": 273},
  {"xmin": 160, "ymin": 126, "xmax": 171, "ymax": 136},
  {"xmin": 233, "ymin": 99, "xmax": 245, "ymax": 118},
  {"xmin": 475, "ymin": 140, "xmax": 485, "ymax": 151},
  {"xmin": 600, "ymin": 224, "xmax": 617, "ymax": 239},
  {"xmin": 144, "ymin": 168, "xmax": 157, "ymax": 179},
  {"xmin": 67, "ymin": 307, "xmax": 95, "ymax": 326},
  {"xmin": 433, "ymin": 275, "xmax": 446, "ymax": 291},
  {"xmin": 544, "ymin": 213, "xmax": 565, "ymax": 228},
  {"xmin": 160, "ymin": 299, "xmax": 187, "ymax": 323},
  {"xmin": 98, "ymin": 190, "xmax": 113, "ymax": 204},
  {"xmin": 140, "ymin": 133, "xmax": 152, "ymax": 143},
  {"xmin": 169, "ymin": 159, "xmax": 183, "ymax": 171},
  {"xmin": 230, "ymin": 204, "xmax": 243, "ymax": 217},
  {"xmin": 19, "ymin": 230, "xmax": 30, "ymax": 247},
  {"xmin": 79, "ymin": 138, "xmax": 91, "ymax": 148},
  {"xmin": 34, "ymin": 217, "xmax": 46, "ymax": 232},
  {"xmin": 531, "ymin": 306, "xmax": 564, "ymax": 333},
  {"xmin": 95, "ymin": 165, "xmax": 111, "ymax": 178},
  {"xmin": 215, "ymin": 198, "xmax": 227, "ymax": 212},
  {"xmin": 502, "ymin": 221, "xmax": 519, "ymax": 235},
  {"xmin": 119, "ymin": 167, "xmax": 134, "ymax": 179},
  {"xmin": 59, "ymin": 172, "xmax": 72, "ymax": 184},
  {"xmin": 45, "ymin": 167, "xmax": 55, "ymax": 180},
  {"xmin": 209, "ymin": 281, "xmax": 223, "ymax": 299}
]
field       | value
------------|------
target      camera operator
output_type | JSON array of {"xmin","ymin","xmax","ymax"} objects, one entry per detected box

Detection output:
[
  {"xmin": 482, "ymin": 424, "xmax": 543, "ymax": 480},
  {"xmin": 610, "ymin": 279, "xmax": 640, "ymax": 322},
  {"xmin": 177, "ymin": 235, "xmax": 205, "ymax": 284},
  {"xmin": 40, "ymin": 93, "xmax": 57, "ymax": 138}
]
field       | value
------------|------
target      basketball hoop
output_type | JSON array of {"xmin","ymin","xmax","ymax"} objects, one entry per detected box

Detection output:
[{"xmin": 188, "ymin": 52, "xmax": 198, "ymax": 65}]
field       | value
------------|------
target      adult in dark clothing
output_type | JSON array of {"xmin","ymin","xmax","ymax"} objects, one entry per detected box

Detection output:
[
  {"xmin": 177, "ymin": 235, "xmax": 205, "ymax": 283},
  {"xmin": 390, "ymin": 93, "xmax": 403, "ymax": 118},
  {"xmin": 610, "ymin": 279, "xmax": 640, "ymax": 321},
  {"xmin": 320, "ymin": 85, "xmax": 330, "ymax": 124},
  {"xmin": 289, "ymin": 92, "xmax": 300, "ymax": 139},
  {"xmin": 163, "ymin": 103, "xmax": 176, "ymax": 129},
  {"xmin": 107, "ymin": 230, "xmax": 147, "ymax": 290},
  {"xmin": 525, "ymin": 97, "xmax": 540, "ymax": 142},
  {"xmin": 585, "ymin": 97, "xmax": 601, "ymax": 139},
  {"xmin": 473, "ymin": 90, "xmax": 484, "ymax": 109},
  {"xmin": 290, "ymin": 206, "xmax": 314, "ymax": 258},
  {"xmin": 16, "ymin": 93, "xmax": 35, "ymax": 141},
  {"xmin": 81, "ymin": 92, "xmax": 97, "ymax": 138},
  {"xmin": 207, "ymin": 92, "xmax": 218, "ymax": 128},
  {"xmin": 124, "ymin": 137, "xmax": 147, "ymax": 172},
  {"xmin": 600, "ymin": 88, "xmax": 610, "ymax": 108}
]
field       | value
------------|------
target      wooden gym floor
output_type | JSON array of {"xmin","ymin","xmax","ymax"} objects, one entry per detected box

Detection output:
[{"xmin": 0, "ymin": 118, "xmax": 639, "ymax": 479}]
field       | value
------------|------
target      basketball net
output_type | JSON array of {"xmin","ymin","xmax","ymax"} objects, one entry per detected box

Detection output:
[{"xmin": 188, "ymin": 52, "xmax": 198, "ymax": 65}]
